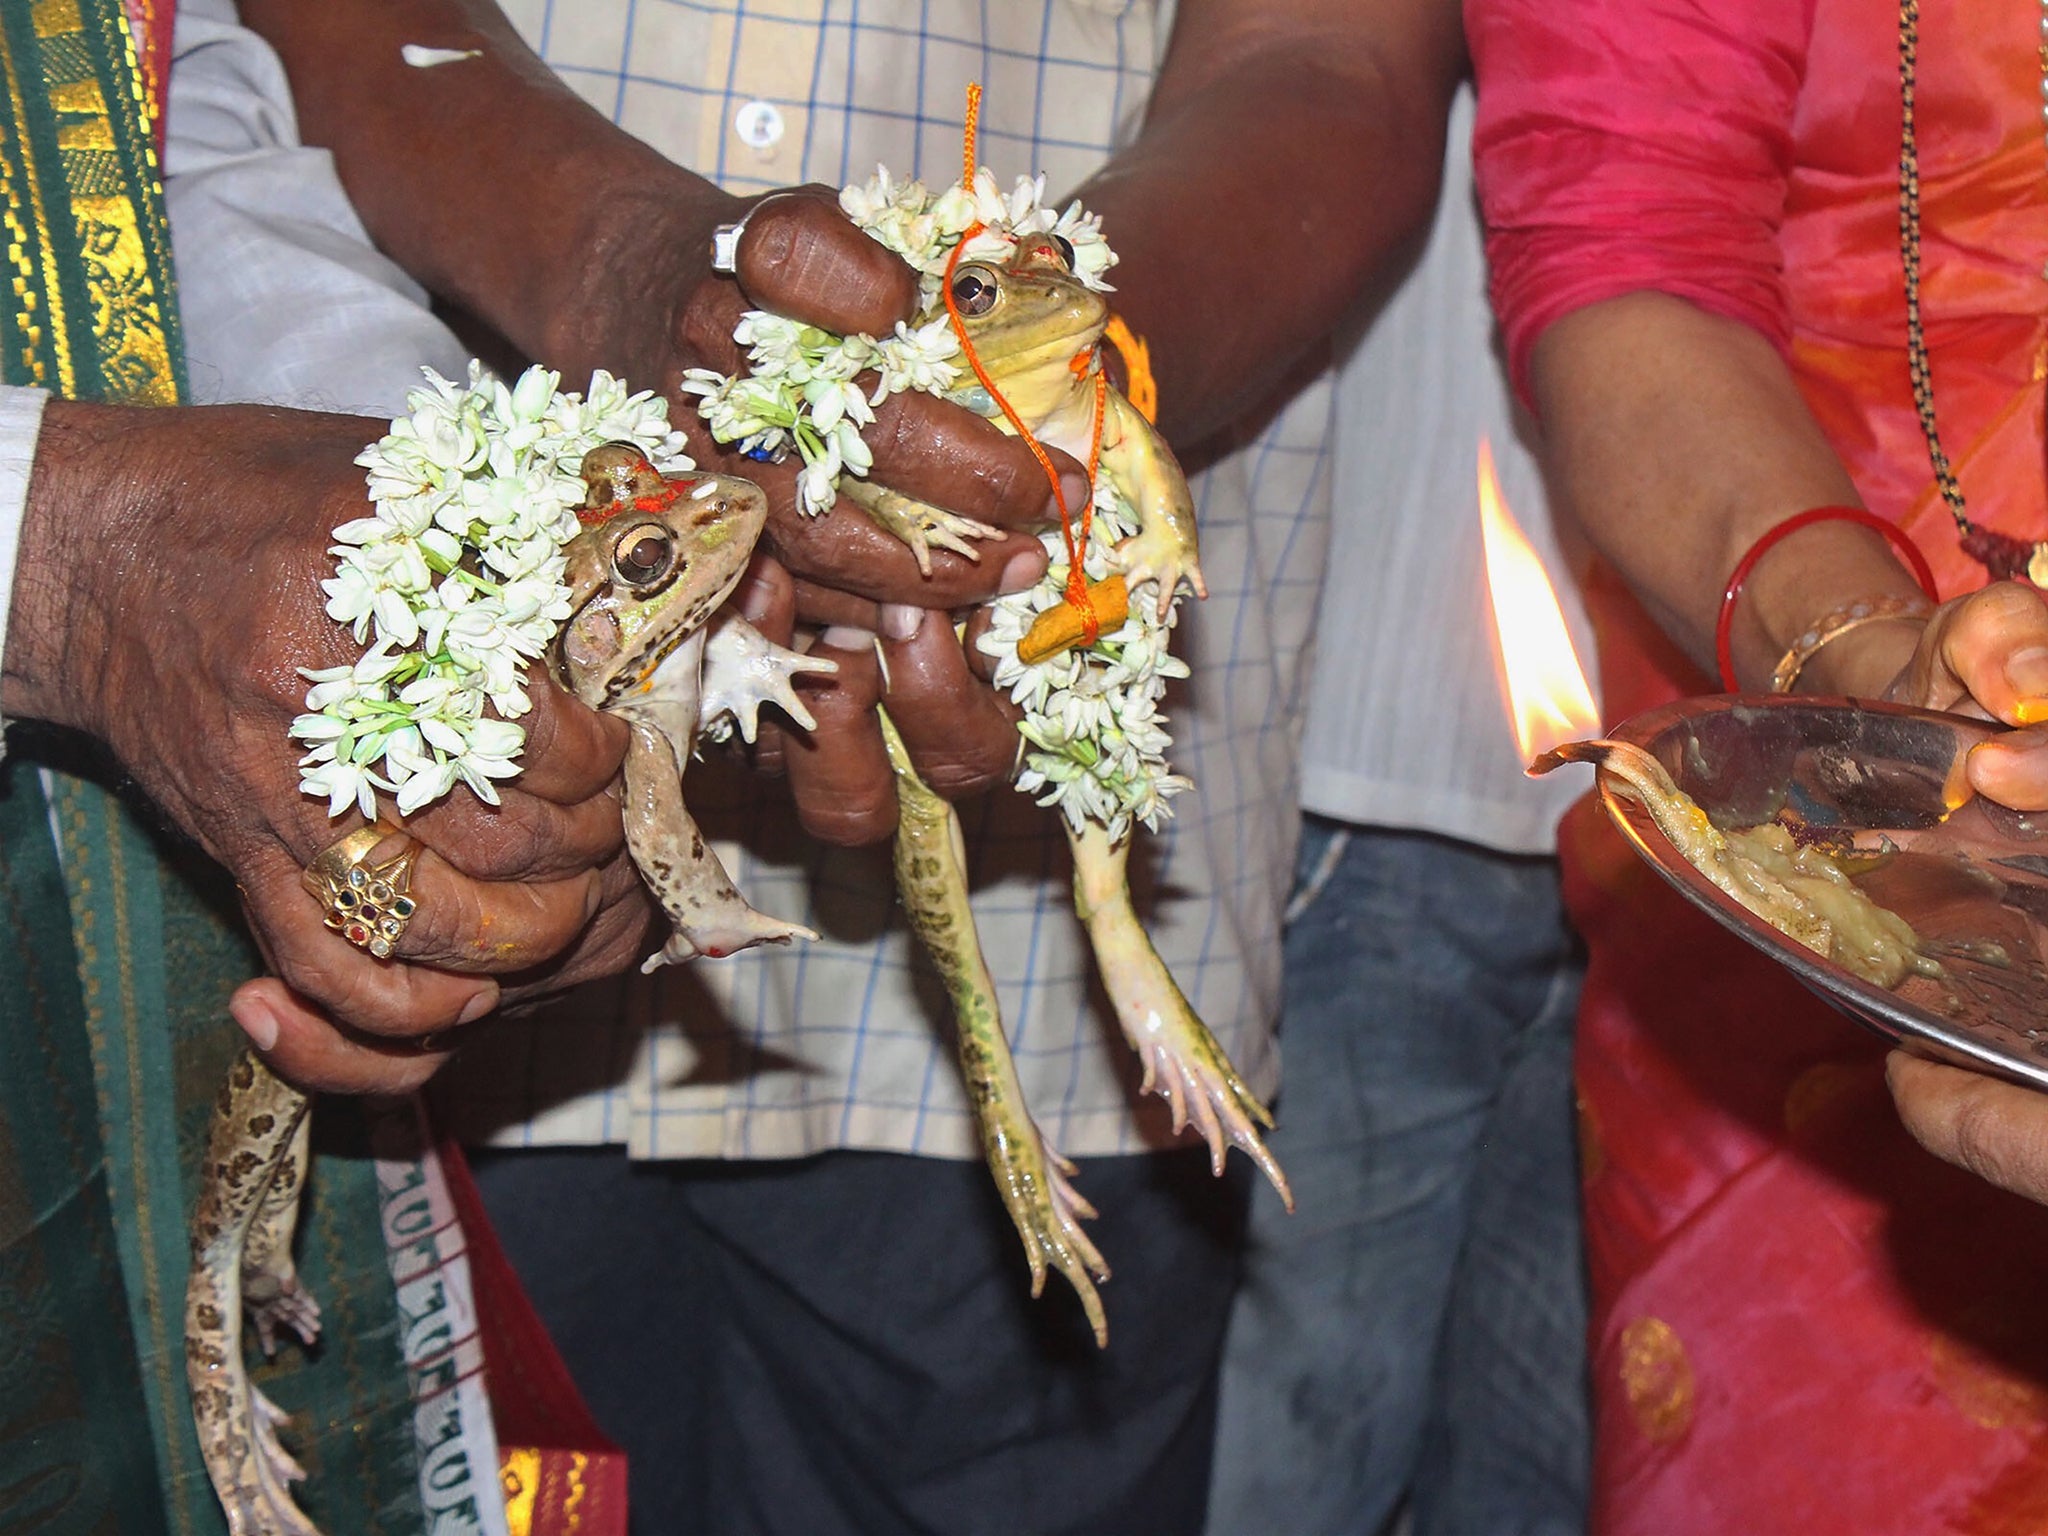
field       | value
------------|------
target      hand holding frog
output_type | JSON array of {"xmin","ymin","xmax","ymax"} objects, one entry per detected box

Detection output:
[{"xmin": 1, "ymin": 401, "xmax": 655, "ymax": 1090}]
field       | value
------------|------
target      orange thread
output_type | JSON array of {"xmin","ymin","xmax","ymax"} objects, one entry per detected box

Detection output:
[
  {"xmin": 963, "ymin": 82, "xmax": 982, "ymax": 187},
  {"xmin": 943, "ymin": 82, "xmax": 1100, "ymax": 645}
]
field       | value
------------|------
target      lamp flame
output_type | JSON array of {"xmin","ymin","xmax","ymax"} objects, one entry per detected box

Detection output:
[{"xmin": 1478, "ymin": 439, "xmax": 1600, "ymax": 765}]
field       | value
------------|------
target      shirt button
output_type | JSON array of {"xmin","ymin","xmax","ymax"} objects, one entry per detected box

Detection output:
[{"xmin": 734, "ymin": 100, "xmax": 784, "ymax": 150}]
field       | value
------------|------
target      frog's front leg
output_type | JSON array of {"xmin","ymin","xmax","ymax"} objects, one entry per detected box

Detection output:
[
  {"xmin": 1068, "ymin": 821, "xmax": 1293, "ymax": 1208},
  {"xmin": 878, "ymin": 709, "xmax": 1112, "ymax": 1343},
  {"xmin": 620, "ymin": 715, "xmax": 818, "ymax": 966},
  {"xmin": 1100, "ymin": 391, "xmax": 1204, "ymax": 618},
  {"xmin": 836, "ymin": 477, "xmax": 1004, "ymax": 576},
  {"xmin": 698, "ymin": 610, "xmax": 838, "ymax": 743},
  {"xmin": 186, "ymin": 1049, "xmax": 324, "ymax": 1536}
]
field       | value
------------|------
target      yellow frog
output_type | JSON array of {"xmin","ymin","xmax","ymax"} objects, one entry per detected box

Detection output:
[
  {"xmin": 841, "ymin": 235, "xmax": 1203, "ymax": 624},
  {"xmin": 869, "ymin": 237, "xmax": 1290, "ymax": 1344}
]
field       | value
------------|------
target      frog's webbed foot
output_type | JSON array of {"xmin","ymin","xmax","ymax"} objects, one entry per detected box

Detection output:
[
  {"xmin": 698, "ymin": 611, "xmax": 837, "ymax": 743},
  {"xmin": 1114, "ymin": 527, "xmax": 1206, "ymax": 621},
  {"xmin": 1121, "ymin": 996, "xmax": 1290, "ymax": 1203},
  {"xmin": 838, "ymin": 477, "xmax": 1003, "ymax": 576},
  {"xmin": 1067, "ymin": 822, "xmax": 1292, "ymax": 1209},
  {"xmin": 985, "ymin": 1114, "xmax": 1112, "ymax": 1344},
  {"xmin": 622, "ymin": 721, "xmax": 818, "ymax": 967},
  {"xmin": 247, "ymin": 1276, "xmax": 322, "ymax": 1361},
  {"xmin": 188, "ymin": 1050, "xmax": 325, "ymax": 1536},
  {"xmin": 243, "ymin": 1103, "xmax": 320, "ymax": 1360}
]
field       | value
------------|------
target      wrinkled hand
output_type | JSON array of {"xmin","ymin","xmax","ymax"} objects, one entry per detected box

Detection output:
[
  {"xmin": 561, "ymin": 186, "xmax": 1063, "ymax": 839},
  {"xmin": 1886, "ymin": 1050, "xmax": 2048, "ymax": 1205},
  {"xmin": 4, "ymin": 401, "xmax": 655, "ymax": 1092}
]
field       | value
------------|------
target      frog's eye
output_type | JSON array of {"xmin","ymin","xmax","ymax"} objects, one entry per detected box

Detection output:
[
  {"xmin": 614, "ymin": 523, "xmax": 676, "ymax": 587},
  {"xmin": 951, "ymin": 264, "xmax": 1000, "ymax": 317},
  {"xmin": 1051, "ymin": 235, "xmax": 1076, "ymax": 270}
]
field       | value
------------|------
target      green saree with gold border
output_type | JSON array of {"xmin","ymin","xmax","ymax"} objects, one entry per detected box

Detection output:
[{"xmin": 0, "ymin": 3, "xmax": 424, "ymax": 1531}]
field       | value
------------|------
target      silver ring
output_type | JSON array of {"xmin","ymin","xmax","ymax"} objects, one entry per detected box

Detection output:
[{"xmin": 710, "ymin": 218, "xmax": 749, "ymax": 275}]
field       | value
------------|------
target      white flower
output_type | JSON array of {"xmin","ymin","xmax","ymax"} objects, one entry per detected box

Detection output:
[
  {"xmin": 297, "ymin": 363, "xmax": 693, "ymax": 820},
  {"xmin": 694, "ymin": 156, "xmax": 1180, "ymax": 837}
]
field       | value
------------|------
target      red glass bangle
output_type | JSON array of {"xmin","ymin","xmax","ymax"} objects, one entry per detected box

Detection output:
[{"xmin": 1714, "ymin": 506, "xmax": 1940, "ymax": 691}]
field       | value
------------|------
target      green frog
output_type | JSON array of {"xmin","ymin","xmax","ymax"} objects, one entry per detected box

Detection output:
[
  {"xmin": 187, "ymin": 448, "xmax": 827, "ymax": 1536},
  {"xmin": 870, "ymin": 239, "xmax": 1289, "ymax": 1344},
  {"xmin": 842, "ymin": 238, "xmax": 1203, "ymax": 615}
]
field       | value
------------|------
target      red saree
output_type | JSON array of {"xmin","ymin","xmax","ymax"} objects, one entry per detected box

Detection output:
[{"xmin": 1473, "ymin": 0, "xmax": 2048, "ymax": 1528}]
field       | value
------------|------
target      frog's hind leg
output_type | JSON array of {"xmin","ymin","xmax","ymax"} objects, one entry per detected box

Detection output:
[
  {"xmin": 186, "ymin": 1048, "xmax": 325, "ymax": 1536},
  {"xmin": 1067, "ymin": 820, "xmax": 1293, "ymax": 1209},
  {"xmin": 622, "ymin": 720, "xmax": 819, "ymax": 967},
  {"xmin": 244, "ymin": 1107, "xmax": 321, "ymax": 1360},
  {"xmin": 878, "ymin": 709, "xmax": 1112, "ymax": 1344},
  {"xmin": 838, "ymin": 477, "xmax": 1003, "ymax": 576}
]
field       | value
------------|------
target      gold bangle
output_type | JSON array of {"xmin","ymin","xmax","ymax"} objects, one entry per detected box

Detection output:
[{"xmin": 1771, "ymin": 594, "xmax": 1934, "ymax": 693}]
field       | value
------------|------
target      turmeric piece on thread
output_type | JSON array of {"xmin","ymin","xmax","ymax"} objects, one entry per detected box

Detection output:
[{"xmin": 1017, "ymin": 575, "xmax": 1130, "ymax": 664}]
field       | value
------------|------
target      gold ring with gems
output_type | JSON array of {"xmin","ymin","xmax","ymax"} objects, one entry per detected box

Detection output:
[{"xmin": 301, "ymin": 825, "xmax": 421, "ymax": 959}]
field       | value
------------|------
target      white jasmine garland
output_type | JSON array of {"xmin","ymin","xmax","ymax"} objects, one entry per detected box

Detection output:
[
  {"xmin": 686, "ymin": 159, "xmax": 1184, "ymax": 837},
  {"xmin": 976, "ymin": 482, "xmax": 1192, "ymax": 841},
  {"xmin": 293, "ymin": 363, "xmax": 690, "ymax": 820},
  {"xmin": 680, "ymin": 166, "xmax": 1114, "ymax": 514}
]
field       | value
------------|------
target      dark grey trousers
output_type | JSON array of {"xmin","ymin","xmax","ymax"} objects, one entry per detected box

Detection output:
[{"xmin": 470, "ymin": 1143, "xmax": 1249, "ymax": 1536}]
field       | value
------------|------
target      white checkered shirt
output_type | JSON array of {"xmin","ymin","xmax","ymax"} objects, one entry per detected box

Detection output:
[{"xmin": 439, "ymin": 0, "xmax": 1335, "ymax": 1162}]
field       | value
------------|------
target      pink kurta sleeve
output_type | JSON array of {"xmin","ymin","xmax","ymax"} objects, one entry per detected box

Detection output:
[{"xmin": 1468, "ymin": 0, "xmax": 1814, "ymax": 402}]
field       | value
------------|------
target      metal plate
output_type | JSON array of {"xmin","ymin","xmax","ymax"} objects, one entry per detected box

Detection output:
[{"xmin": 1601, "ymin": 695, "xmax": 2048, "ymax": 1089}]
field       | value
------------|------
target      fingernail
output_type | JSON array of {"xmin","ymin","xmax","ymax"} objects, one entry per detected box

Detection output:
[
  {"xmin": 2018, "ymin": 699, "xmax": 2048, "ymax": 726},
  {"xmin": 999, "ymin": 548, "xmax": 1047, "ymax": 594},
  {"xmin": 737, "ymin": 571, "xmax": 775, "ymax": 625},
  {"xmin": 1057, "ymin": 472, "xmax": 1092, "ymax": 516},
  {"xmin": 2009, "ymin": 646, "xmax": 2048, "ymax": 701},
  {"xmin": 880, "ymin": 603, "xmax": 924, "ymax": 641},
  {"xmin": 231, "ymin": 991, "xmax": 280, "ymax": 1052},
  {"xmin": 457, "ymin": 989, "xmax": 497, "ymax": 1027},
  {"xmin": 818, "ymin": 625, "xmax": 874, "ymax": 651}
]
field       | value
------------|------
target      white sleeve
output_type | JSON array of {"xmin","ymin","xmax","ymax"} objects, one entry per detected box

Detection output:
[{"xmin": 164, "ymin": 0, "xmax": 468, "ymax": 417}]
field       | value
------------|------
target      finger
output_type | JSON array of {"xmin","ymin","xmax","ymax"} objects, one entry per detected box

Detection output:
[
  {"xmin": 1887, "ymin": 1049, "xmax": 2048, "ymax": 1204},
  {"xmin": 240, "ymin": 861, "xmax": 501, "ymax": 1039},
  {"xmin": 865, "ymin": 389, "xmax": 1091, "ymax": 531},
  {"xmin": 789, "ymin": 578, "xmax": 881, "ymax": 632},
  {"xmin": 391, "ymin": 846, "xmax": 602, "ymax": 973},
  {"xmin": 678, "ymin": 276, "xmax": 762, "ymax": 378},
  {"xmin": 1966, "ymin": 727, "xmax": 2048, "ymax": 811},
  {"xmin": 248, "ymin": 835, "xmax": 600, "ymax": 1005},
  {"xmin": 499, "ymin": 858, "xmax": 665, "ymax": 1006},
  {"xmin": 961, "ymin": 607, "xmax": 1001, "ymax": 683},
  {"xmin": 1934, "ymin": 581, "xmax": 2048, "ymax": 723},
  {"xmin": 731, "ymin": 550, "xmax": 799, "ymax": 636},
  {"xmin": 770, "ymin": 493, "xmax": 1047, "ymax": 608},
  {"xmin": 734, "ymin": 189, "xmax": 921, "ymax": 337},
  {"xmin": 508, "ymin": 681, "xmax": 632, "ymax": 804},
  {"xmin": 395, "ymin": 778, "xmax": 625, "ymax": 884},
  {"xmin": 230, "ymin": 977, "xmax": 457, "ymax": 1096},
  {"xmin": 881, "ymin": 609, "xmax": 1024, "ymax": 799},
  {"xmin": 782, "ymin": 628, "xmax": 896, "ymax": 844},
  {"xmin": 678, "ymin": 290, "xmax": 1083, "ymax": 537}
]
